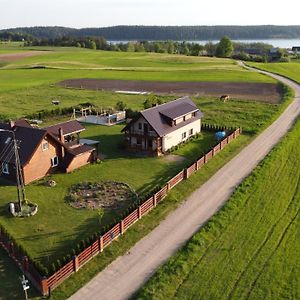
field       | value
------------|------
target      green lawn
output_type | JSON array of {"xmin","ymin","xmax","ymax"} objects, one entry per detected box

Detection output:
[
  {"xmin": 136, "ymin": 108, "xmax": 300, "ymax": 300},
  {"xmin": 0, "ymin": 83, "xmax": 291, "ymax": 275},
  {"xmin": 248, "ymin": 61, "xmax": 300, "ymax": 84},
  {"xmin": 0, "ymin": 124, "xmax": 217, "ymax": 271}
]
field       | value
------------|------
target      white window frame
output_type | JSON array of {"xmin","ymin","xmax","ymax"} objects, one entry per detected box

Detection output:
[
  {"xmin": 182, "ymin": 132, "xmax": 187, "ymax": 140},
  {"xmin": 189, "ymin": 128, "xmax": 194, "ymax": 136},
  {"xmin": 42, "ymin": 141, "xmax": 49, "ymax": 151},
  {"xmin": 2, "ymin": 163, "xmax": 9, "ymax": 174},
  {"xmin": 51, "ymin": 156, "xmax": 59, "ymax": 167}
]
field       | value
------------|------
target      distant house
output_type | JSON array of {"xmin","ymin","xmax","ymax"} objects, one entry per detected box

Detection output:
[
  {"xmin": 269, "ymin": 47, "xmax": 282, "ymax": 59},
  {"xmin": 122, "ymin": 97, "xmax": 203, "ymax": 156},
  {"xmin": 0, "ymin": 120, "xmax": 97, "ymax": 185},
  {"xmin": 292, "ymin": 46, "xmax": 300, "ymax": 54}
]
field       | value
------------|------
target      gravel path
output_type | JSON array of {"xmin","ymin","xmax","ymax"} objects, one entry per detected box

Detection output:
[{"xmin": 69, "ymin": 65, "xmax": 300, "ymax": 300}]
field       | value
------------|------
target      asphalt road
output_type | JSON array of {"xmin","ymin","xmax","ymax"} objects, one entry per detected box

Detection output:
[{"xmin": 69, "ymin": 65, "xmax": 300, "ymax": 300}]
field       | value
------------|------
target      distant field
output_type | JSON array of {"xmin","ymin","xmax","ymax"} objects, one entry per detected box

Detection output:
[
  {"xmin": 136, "ymin": 115, "xmax": 300, "ymax": 300},
  {"xmin": 248, "ymin": 61, "xmax": 300, "ymax": 84},
  {"xmin": 0, "ymin": 47, "xmax": 276, "ymax": 119}
]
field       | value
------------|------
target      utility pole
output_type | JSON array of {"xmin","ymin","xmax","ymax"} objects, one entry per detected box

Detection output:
[{"xmin": 0, "ymin": 129, "xmax": 26, "ymax": 210}]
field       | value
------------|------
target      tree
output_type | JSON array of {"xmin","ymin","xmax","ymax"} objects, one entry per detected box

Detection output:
[
  {"xmin": 216, "ymin": 36, "xmax": 233, "ymax": 58},
  {"xmin": 126, "ymin": 42, "xmax": 135, "ymax": 52},
  {"xmin": 143, "ymin": 94, "xmax": 163, "ymax": 109},
  {"xmin": 115, "ymin": 101, "xmax": 127, "ymax": 111},
  {"xmin": 167, "ymin": 40, "xmax": 175, "ymax": 54},
  {"xmin": 204, "ymin": 42, "xmax": 217, "ymax": 56}
]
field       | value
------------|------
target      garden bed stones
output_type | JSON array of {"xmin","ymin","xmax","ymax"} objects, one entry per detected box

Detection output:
[{"xmin": 67, "ymin": 181, "xmax": 138, "ymax": 210}]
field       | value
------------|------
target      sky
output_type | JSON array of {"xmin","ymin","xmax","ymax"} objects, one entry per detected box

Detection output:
[{"xmin": 1, "ymin": 0, "xmax": 300, "ymax": 29}]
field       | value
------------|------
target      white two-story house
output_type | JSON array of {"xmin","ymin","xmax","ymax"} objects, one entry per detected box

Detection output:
[{"xmin": 122, "ymin": 96, "xmax": 203, "ymax": 156}]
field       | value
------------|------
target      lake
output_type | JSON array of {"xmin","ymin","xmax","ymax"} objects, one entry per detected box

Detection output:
[{"xmin": 109, "ymin": 39, "xmax": 300, "ymax": 48}]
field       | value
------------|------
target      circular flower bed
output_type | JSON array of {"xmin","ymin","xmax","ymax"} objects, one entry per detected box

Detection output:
[{"xmin": 67, "ymin": 181, "xmax": 138, "ymax": 210}]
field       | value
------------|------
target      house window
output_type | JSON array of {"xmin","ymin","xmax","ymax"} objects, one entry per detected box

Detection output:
[
  {"xmin": 138, "ymin": 123, "xmax": 142, "ymax": 130},
  {"xmin": 2, "ymin": 163, "xmax": 9, "ymax": 174},
  {"xmin": 42, "ymin": 141, "xmax": 49, "ymax": 151},
  {"xmin": 182, "ymin": 132, "xmax": 187, "ymax": 140},
  {"xmin": 189, "ymin": 129, "xmax": 194, "ymax": 136},
  {"xmin": 136, "ymin": 137, "xmax": 142, "ymax": 145},
  {"xmin": 51, "ymin": 156, "xmax": 59, "ymax": 167}
]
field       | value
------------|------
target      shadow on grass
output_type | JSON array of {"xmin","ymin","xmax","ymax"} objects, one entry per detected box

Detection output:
[{"xmin": 0, "ymin": 247, "xmax": 39, "ymax": 299}]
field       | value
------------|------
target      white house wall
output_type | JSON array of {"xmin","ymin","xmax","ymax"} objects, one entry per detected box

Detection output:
[{"xmin": 162, "ymin": 119, "xmax": 201, "ymax": 152}]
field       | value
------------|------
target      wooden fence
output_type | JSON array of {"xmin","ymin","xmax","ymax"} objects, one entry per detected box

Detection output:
[{"xmin": 0, "ymin": 128, "xmax": 241, "ymax": 296}]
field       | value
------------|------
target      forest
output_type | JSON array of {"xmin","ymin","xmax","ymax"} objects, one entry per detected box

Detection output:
[{"xmin": 1, "ymin": 25, "xmax": 300, "ymax": 41}]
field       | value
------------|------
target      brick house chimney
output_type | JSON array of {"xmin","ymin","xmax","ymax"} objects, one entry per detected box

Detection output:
[
  {"xmin": 58, "ymin": 128, "xmax": 64, "ymax": 144},
  {"xmin": 58, "ymin": 128, "xmax": 65, "ymax": 158},
  {"xmin": 9, "ymin": 120, "xmax": 15, "ymax": 129}
]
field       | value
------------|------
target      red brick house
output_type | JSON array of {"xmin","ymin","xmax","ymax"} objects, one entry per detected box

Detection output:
[{"xmin": 0, "ymin": 120, "xmax": 96, "ymax": 185}]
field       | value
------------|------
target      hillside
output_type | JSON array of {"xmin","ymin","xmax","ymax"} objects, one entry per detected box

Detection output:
[{"xmin": 1, "ymin": 25, "xmax": 300, "ymax": 40}]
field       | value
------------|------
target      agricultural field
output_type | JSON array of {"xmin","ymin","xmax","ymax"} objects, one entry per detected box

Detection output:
[
  {"xmin": 0, "ymin": 45, "xmax": 294, "ymax": 298},
  {"xmin": 248, "ymin": 61, "xmax": 300, "ymax": 84},
  {"xmin": 0, "ymin": 45, "xmax": 276, "ymax": 119},
  {"xmin": 136, "ymin": 113, "xmax": 300, "ymax": 300}
]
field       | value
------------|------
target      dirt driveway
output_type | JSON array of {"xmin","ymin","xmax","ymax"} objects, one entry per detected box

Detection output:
[{"xmin": 58, "ymin": 79, "xmax": 282, "ymax": 103}]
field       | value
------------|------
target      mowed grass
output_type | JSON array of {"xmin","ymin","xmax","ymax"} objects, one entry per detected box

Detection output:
[
  {"xmin": 248, "ymin": 61, "xmax": 300, "ymax": 84},
  {"xmin": 136, "ymin": 117, "xmax": 300, "ymax": 300},
  {"xmin": 0, "ymin": 124, "xmax": 216, "ymax": 269},
  {"xmin": 0, "ymin": 82, "xmax": 292, "ymax": 270}
]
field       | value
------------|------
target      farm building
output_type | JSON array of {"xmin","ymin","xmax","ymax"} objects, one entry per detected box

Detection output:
[
  {"xmin": 122, "ymin": 96, "xmax": 203, "ymax": 156},
  {"xmin": 0, "ymin": 120, "xmax": 97, "ymax": 185},
  {"xmin": 292, "ymin": 46, "xmax": 300, "ymax": 54}
]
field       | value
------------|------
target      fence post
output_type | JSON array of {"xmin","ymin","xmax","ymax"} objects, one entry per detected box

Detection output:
[
  {"xmin": 167, "ymin": 181, "xmax": 171, "ymax": 192},
  {"xmin": 99, "ymin": 236, "xmax": 104, "ymax": 252},
  {"xmin": 212, "ymin": 148, "xmax": 215, "ymax": 157},
  {"xmin": 120, "ymin": 220, "xmax": 125, "ymax": 235},
  {"xmin": 153, "ymin": 194, "xmax": 157, "ymax": 207},
  {"xmin": 73, "ymin": 255, "xmax": 79, "ymax": 272},
  {"xmin": 138, "ymin": 206, "xmax": 142, "ymax": 219},
  {"xmin": 184, "ymin": 168, "xmax": 188, "ymax": 179},
  {"xmin": 40, "ymin": 277, "xmax": 49, "ymax": 296},
  {"xmin": 22, "ymin": 256, "xmax": 29, "ymax": 272},
  {"xmin": 9, "ymin": 241, "xmax": 14, "ymax": 256}
]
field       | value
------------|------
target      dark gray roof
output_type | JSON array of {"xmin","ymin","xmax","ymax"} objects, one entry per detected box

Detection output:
[
  {"xmin": 160, "ymin": 102, "xmax": 198, "ymax": 120},
  {"xmin": 0, "ymin": 123, "xmax": 47, "ymax": 166},
  {"xmin": 127, "ymin": 96, "xmax": 203, "ymax": 137},
  {"xmin": 45, "ymin": 120, "xmax": 85, "ymax": 138}
]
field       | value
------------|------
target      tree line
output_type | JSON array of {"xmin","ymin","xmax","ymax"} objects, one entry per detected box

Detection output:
[{"xmin": 1, "ymin": 25, "xmax": 300, "ymax": 40}]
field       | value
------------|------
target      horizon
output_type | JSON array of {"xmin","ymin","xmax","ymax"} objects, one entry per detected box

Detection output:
[
  {"xmin": 2, "ymin": 24, "xmax": 300, "ymax": 31},
  {"xmin": 1, "ymin": 0, "xmax": 300, "ymax": 29}
]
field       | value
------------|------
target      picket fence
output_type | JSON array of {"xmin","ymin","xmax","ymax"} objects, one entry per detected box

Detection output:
[{"xmin": 0, "ymin": 127, "xmax": 241, "ymax": 295}]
